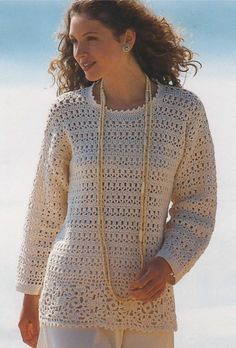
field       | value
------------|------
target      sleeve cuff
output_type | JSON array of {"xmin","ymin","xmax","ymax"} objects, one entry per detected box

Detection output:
[
  {"xmin": 155, "ymin": 248, "xmax": 183, "ymax": 285},
  {"xmin": 16, "ymin": 284, "xmax": 42, "ymax": 295}
]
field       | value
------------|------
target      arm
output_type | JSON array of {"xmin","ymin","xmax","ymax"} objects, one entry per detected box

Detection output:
[
  {"xmin": 16, "ymin": 99, "xmax": 71, "ymax": 295},
  {"xmin": 156, "ymin": 96, "xmax": 217, "ymax": 285}
]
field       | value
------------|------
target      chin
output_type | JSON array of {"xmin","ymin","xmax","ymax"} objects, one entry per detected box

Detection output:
[
  {"xmin": 86, "ymin": 78, "xmax": 99, "ymax": 82},
  {"xmin": 84, "ymin": 68, "xmax": 104, "ymax": 82},
  {"xmin": 84, "ymin": 74, "xmax": 101, "ymax": 82}
]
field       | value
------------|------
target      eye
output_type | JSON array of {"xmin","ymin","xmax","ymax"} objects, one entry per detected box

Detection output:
[
  {"xmin": 69, "ymin": 38, "xmax": 77, "ymax": 44},
  {"xmin": 69, "ymin": 36, "xmax": 97, "ymax": 45},
  {"xmin": 87, "ymin": 36, "xmax": 97, "ymax": 41}
]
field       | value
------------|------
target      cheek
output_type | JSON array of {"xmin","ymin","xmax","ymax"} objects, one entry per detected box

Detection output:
[
  {"xmin": 95, "ymin": 40, "xmax": 121, "ymax": 59},
  {"xmin": 98, "ymin": 46, "xmax": 122, "ymax": 66}
]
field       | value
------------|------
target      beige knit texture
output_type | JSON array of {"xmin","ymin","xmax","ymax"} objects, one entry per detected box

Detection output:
[{"xmin": 16, "ymin": 81, "xmax": 217, "ymax": 333}]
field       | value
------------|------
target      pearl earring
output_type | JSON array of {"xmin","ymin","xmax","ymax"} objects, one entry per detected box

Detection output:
[{"xmin": 122, "ymin": 44, "xmax": 130, "ymax": 53}]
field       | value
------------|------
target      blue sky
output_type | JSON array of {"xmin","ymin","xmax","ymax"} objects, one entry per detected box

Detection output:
[{"xmin": 0, "ymin": 0, "xmax": 235, "ymax": 86}]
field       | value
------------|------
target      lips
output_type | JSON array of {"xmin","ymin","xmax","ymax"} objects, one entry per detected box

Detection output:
[{"xmin": 81, "ymin": 62, "xmax": 96, "ymax": 71}]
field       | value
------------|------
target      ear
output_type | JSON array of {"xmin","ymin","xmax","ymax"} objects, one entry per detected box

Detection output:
[{"xmin": 123, "ymin": 28, "xmax": 136, "ymax": 49}]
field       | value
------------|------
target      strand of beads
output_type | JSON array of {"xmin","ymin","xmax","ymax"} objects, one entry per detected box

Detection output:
[{"xmin": 97, "ymin": 74, "xmax": 154, "ymax": 303}]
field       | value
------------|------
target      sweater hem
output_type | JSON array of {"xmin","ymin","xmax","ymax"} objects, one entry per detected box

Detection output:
[{"xmin": 39, "ymin": 318, "xmax": 178, "ymax": 333}]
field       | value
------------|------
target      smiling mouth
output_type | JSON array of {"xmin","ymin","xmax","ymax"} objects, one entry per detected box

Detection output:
[{"xmin": 82, "ymin": 62, "xmax": 96, "ymax": 71}]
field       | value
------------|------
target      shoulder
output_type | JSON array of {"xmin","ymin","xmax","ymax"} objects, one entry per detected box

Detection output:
[
  {"xmin": 46, "ymin": 87, "xmax": 88, "ymax": 127},
  {"xmin": 49, "ymin": 88, "xmax": 85, "ymax": 112},
  {"xmin": 159, "ymin": 83, "xmax": 207, "ymax": 128},
  {"xmin": 161, "ymin": 83, "xmax": 205, "ymax": 114}
]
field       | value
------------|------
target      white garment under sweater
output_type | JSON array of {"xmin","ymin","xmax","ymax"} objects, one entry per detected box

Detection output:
[
  {"xmin": 36, "ymin": 324, "xmax": 174, "ymax": 348},
  {"xmin": 16, "ymin": 79, "xmax": 217, "ymax": 332}
]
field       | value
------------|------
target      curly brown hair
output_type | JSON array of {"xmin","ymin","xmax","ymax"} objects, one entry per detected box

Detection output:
[{"xmin": 48, "ymin": 0, "xmax": 202, "ymax": 96}]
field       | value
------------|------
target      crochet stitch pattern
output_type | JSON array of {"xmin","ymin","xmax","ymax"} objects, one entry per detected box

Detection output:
[{"xmin": 16, "ymin": 80, "xmax": 217, "ymax": 333}]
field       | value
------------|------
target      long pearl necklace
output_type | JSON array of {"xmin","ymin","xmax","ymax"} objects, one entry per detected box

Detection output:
[{"xmin": 97, "ymin": 74, "xmax": 154, "ymax": 303}]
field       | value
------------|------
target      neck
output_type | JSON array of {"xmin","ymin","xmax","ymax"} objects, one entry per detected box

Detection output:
[
  {"xmin": 93, "ymin": 67, "xmax": 157, "ymax": 110},
  {"xmin": 102, "ymin": 70, "xmax": 147, "ymax": 105}
]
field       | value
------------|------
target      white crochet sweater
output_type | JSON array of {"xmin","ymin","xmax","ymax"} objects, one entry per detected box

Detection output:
[{"xmin": 16, "ymin": 80, "xmax": 217, "ymax": 333}]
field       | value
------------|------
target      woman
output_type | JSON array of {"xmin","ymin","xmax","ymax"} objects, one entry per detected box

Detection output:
[{"xmin": 16, "ymin": 1, "xmax": 217, "ymax": 348}]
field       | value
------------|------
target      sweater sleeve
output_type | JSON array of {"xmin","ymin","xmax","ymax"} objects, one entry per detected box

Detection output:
[
  {"xmin": 156, "ymin": 95, "xmax": 217, "ymax": 285},
  {"xmin": 16, "ymin": 98, "xmax": 71, "ymax": 295}
]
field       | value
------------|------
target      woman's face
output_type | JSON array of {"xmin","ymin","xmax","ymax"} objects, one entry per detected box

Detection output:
[{"xmin": 69, "ymin": 13, "xmax": 128, "ymax": 81}]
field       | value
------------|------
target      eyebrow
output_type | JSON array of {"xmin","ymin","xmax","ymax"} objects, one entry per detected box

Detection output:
[{"xmin": 69, "ymin": 31, "xmax": 98, "ymax": 38}]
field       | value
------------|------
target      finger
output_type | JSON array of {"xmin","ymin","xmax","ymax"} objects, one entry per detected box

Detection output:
[
  {"xmin": 129, "ymin": 269, "xmax": 152, "ymax": 290},
  {"xmin": 28, "ymin": 324, "xmax": 39, "ymax": 348},
  {"xmin": 129, "ymin": 283, "xmax": 156, "ymax": 301},
  {"xmin": 145, "ymin": 284, "xmax": 165, "ymax": 299},
  {"xmin": 21, "ymin": 328, "xmax": 34, "ymax": 346},
  {"xmin": 19, "ymin": 321, "xmax": 33, "ymax": 341},
  {"xmin": 31, "ymin": 320, "xmax": 40, "ymax": 337},
  {"xmin": 129, "ymin": 279, "xmax": 155, "ymax": 296},
  {"xmin": 23, "ymin": 338, "xmax": 35, "ymax": 347},
  {"xmin": 142, "ymin": 285, "xmax": 166, "ymax": 304},
  {"xmin": 24, "ymin": 333, "xmax": 38, "ymax": 347},
  {"xmin": 19, "ymin": 320, "xmax": 38, "ymax": 347},
  {"xmin": 144, "ymin": 286, "xmax": 166, "ymax": 303},
  {"xmin": 129, "ymin": 268, "xmax": 166, "ymax": 295},
  {"xmin": 31, "ymin": 335, "xmax": 39, "ymax": 348},
  {"xmin": 130, "ymin": 282, "xmax": 163, "ymax": 301}
]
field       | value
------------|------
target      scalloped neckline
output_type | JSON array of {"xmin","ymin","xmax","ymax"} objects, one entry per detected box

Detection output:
[{"xmin": 87, "ymin": 79, "xmax": 160, "ymax": 114}]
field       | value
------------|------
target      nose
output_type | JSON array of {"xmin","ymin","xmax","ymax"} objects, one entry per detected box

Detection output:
[{"xmin": 73, "ymin": 42, "xmax": 88, "ymax": 60}]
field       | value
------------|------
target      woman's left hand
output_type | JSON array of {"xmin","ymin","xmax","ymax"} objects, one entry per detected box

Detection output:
[{"xmin": 128, "ymin": 256, "xmax": 174, "ymax": 304}]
